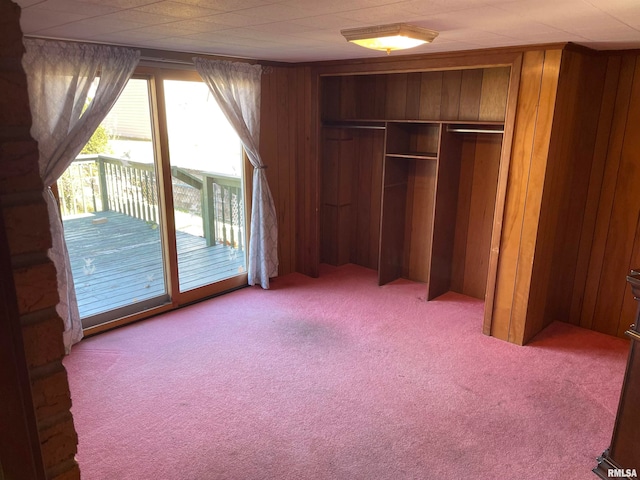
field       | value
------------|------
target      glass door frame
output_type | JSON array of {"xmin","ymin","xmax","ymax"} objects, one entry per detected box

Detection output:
[
  {"xmin": 150, "ymin": 66, "xmax": 250, "ymax": 307},
  {"xmin": 82, "ymin": 65, "xmax": 251, "ymax": 335}
]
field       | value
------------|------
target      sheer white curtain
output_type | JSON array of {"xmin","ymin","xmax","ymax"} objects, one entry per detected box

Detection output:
[
  {"xmin": 22, "ymin": 39, "xmax": 139, "ymax": 352},
  {"xmin": 194, "ymin": 58, "xmax": 278, "ymax": 289}
]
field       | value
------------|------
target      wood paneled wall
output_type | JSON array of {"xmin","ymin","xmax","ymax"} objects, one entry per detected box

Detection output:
[
  {"xmin": 406, "ymin": 159, "xmax": 438, "ymax": 284},
  {"xmin": 260, "ymin": 66, "xmax": 308, "ymax": 277},
  {"xmin": 489, "ymin": 49, "xmax": 563, "ymax": 344},
  {"xmin": 322, "ymin": 67, "xmax": 510, "ymax": 122},
  {"xmin": 451, "ymin": 134, "xmax": 502, "ymax": 299},
  {"xmin": 573, "ymin": 52, "xmax": 640, "ymax": 338},
  {"xmin": 320, "ymin": 128, "xmax": 384, "ymax": 269},
  {"xmin": 489, "ymin": 47, "xmax": 614, "ymax": 343},
  {"xmin": 351, "ymin": 130, "xmax": 385, "ymax": 269},
  {"xmin": 527, "ymin": 49, "xmax": 609, "ymax": 341},
  {"xmin": 282, "ymin": 45, "xmax": 640, "ymax": 342}
]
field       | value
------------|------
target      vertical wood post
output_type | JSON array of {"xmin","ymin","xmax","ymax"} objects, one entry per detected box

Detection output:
[
  {"xmin": 98, "ymin": 156, "xmax": 109, "ymax": 211},
  {"xmin": 202, "ymin": 175, "xmax": 215, "ymax": 246}
]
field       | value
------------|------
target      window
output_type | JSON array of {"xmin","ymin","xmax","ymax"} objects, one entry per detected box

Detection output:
[{"xmin": 58, "ymin": 69, "xmax": 248, "ymax": 329}]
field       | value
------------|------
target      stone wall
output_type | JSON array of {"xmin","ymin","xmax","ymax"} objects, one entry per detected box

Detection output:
[{"xmin": 1, "ymin": 1, "xmax": 80, "ymax": 478}]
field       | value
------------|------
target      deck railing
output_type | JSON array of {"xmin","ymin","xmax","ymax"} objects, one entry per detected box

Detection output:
[{"xmin": 58, "ymin": 155, "xmax": 244, "ymax": 250}]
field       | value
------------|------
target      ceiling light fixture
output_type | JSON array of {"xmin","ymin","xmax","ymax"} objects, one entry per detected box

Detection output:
[{"xmin": 341, "ymin": 23, "xmax": 438, "ymax": 55}]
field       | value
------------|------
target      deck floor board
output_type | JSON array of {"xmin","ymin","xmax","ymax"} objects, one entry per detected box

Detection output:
[{"xmin": 64, "ymin": 211, "xmax": 246, "ymax": 318}]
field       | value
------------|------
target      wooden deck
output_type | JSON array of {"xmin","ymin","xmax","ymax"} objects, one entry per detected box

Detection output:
[{"xmin": 63, "ymin": 211, "xmax": 246, "ymax": 318}]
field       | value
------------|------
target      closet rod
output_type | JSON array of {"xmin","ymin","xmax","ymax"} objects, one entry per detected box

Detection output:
[{"xmin": 446, "ymin": 125, "xmax": 504, "ymax": 134}]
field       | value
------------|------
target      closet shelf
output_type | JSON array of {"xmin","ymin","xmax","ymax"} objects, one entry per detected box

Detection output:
[
  {"xmin": 323, "ymin": 120, "xmax": 386, "ymax": 130},
  {"xmin": 446, "ymin": 123, "xmax": 504, "ymax": 134}
]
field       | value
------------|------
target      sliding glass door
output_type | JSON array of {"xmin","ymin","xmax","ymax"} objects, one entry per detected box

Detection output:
[
  {"xmin": 58, "ymin": 78, "xmax": 168, "ymax": 327},
  {"xmin": 59, "ymin": 69, "xmax": 248, "ymax": 329},
  {"xmin": 163, "ymin": 78, "xmax": 246, "ymax": 293}
]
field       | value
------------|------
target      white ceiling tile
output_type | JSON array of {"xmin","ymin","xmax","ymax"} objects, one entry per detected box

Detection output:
[
  {"xmin": 583, "ymin": 39, "xmax": 640, "ymax": 50},
  {"xmin": 277, "ymin": 0, "xmax": 417, "ymax": 17},
  {"xmin": 290, "ymin": 14, "xmax": 369, "ymax": 30},
  {"xmin": 245, "ymin": 22, "xmax": 316, "ymax": 35},
  {"xmin": 580, "ymin": 0, "xmax": 640, "ymax": 15},
  {"xmin": 75, "ymin": 0, "xmax": 159, "ymax": 10},
  {"xmin": 572, "ymin": 24, "xmax": 640, "ymax": 41},
  {"xmin": 182, "ymin": 31, "xmax": 284, "ymax": 48},
  {"xmin": 28, "ymin": 0, "xmax": 120, "ymax": 16},
  {"xmin": 15, "ymin": 0, "xmax": 47, "ymax": 8},
  {"xmin": 234, "ymin": 3, "xmax": 325, "ymax": 21},
  {"xmin": 93, "ymin": 29, "xmax": 170, "ymax": 42},
  {"xmin": 196, "ymin": 12, "xmax": 272, "ymax": 27},
  {"xmin": 134, "ymin": 1, "xmax": 223, "ymax": 19},
  {"xmin": 211, "ymin": 28, "xmax": 296, "ymax": 44},
  {"xmin": 15, "ymin": 0, "xmax": 640, "ymax": 63},
  {"xmin": 174, "ymin": 0, "xmax": 278, "ymax": 9},
  {"xmin": 280, "ymin": 29, "xmax": 344, "ymax": 44},
  {"xmin": 338, "ymin": 4, "xmax": 425, "ymax": 24},
  {"xmin": 433, "ymin": 6, "xmax": 529, "ymax": 30},
  {"xmin": 127, "ymin": 22, "xmax": 224, "ymax": 36},
  {"xmin": 54, "ymin": 15, "xmax": 153, "ymax": 34},
  {"xmin": 98, "ymin": 10, "xmax": 180, "ymax": 25},
  {"xmin": 20, "ymin": 9, "xmax": 89, "ymax": 32},
  {"xmin": 160, "ymin": 19, "xmax": 222, "ymax": 33},
  {"xmin": 394, "ymin": 0, "xmax": 482, "ymax": 16},
  {"xmin": 496, "ymin": 0, "xmax": 630, "ymax": 31},
  {"xmin": 493, "ymin": 22, "xmax": 567, "ymax": 40},
  {"xmin": 624, "ymin": 15, "xmax": 640, "ymax": 29},
  {"xmin": 34, "ymin": 22, "xmax": 119, "ymax": 38}
]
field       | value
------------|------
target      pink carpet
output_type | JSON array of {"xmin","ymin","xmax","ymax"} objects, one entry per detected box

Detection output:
[{"xmin": 64, "ymin": 264, "xmax": 629, "ymax": 479}]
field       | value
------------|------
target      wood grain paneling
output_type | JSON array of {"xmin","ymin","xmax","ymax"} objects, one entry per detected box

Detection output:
[
  {"xmin": 276, "ymin": 67, "xmax": 295, "ymax": 276},
  {"xmin": 293, "ymin": 66, "xmax": 319, "ymax": 277},
  {"xmin": 406, "ymin": 72, "xmax": 422, "ymax": 120},
  {"xmin": 489, "ymin": 47, "xmax": 622, "ymax": 343},
  {"xmin": 479, "ymin": 67, "xmax": 511, "ymax": 121},
  {"xmin": 260, "ymin": 66, "xmax": 301, "ymax": 277},
  {"xmin": 320, "ymin": 127, "xmax": 384, "ymax": 269},
  {"xmin": 419, "ymin": 71, "xmax": 443, "ymax": 120},
  {"xmin": 320, "ymin": 128, "xmax": 353, "ymax": 265},
  {"xmin": 458, "ymin": 69, "xmax": 483, "ymax": 121},
  {"xmin": 353, "ymin": 130, "xmax": 384, "ymax": 269},
  {"xmin": 385, "ymin": 73, "xmax": 408, "ymax": 120},
  {"xmin": 490, "ymin": 50, "xmax": 547, "ymax": 342},
  {"xmin": 339, "ymin": 75, "xmax": 357, "ymax": 119},
  {"xmin": 569, "ymin": 55, "xmax": 622, "ymax": 329},
  {"xmin": 352, "ymin": 131, "xmax": 372, "ymax": 266},
  {"xmin": 535, "ymin": 50, "xmax": 607, "ymax": 339},
  {"xmin": 451, "ymin": 134, "xmax": 502, "ymax": 299},
  {"xmin": 464, "ymin": 137, "xmax": 501, "ymax": 298},
  {"xmin": 356, "ymin": 74, "xmax": 377, "ymax": 119},
  {"xmin": 374, "ymin": 75, "xmax": 387, "ymax": 119},
  {"xmin": 590, "ymin": 56, "xmax": 640, "ymax": 337},
  {"xmin": 508, "ymin": 49, "xmax": 562, "ymax": 344},
  {"xmin": 428, "ymin": 129, "xmax": 462, "ymax": 298},
  {"xmin": 441, "ymin": 70, "xmax": 463, "ymax": 120},
  {"xmin": 451, "ymin": 139, "xmax": 475, "ymax": 294},
  {"xmin": 379, "ymin": 157, "xmax": 410, "ymax": 284},
  {"xmin": 407, "ymin": 159, "xmax": 438, "ymax": 284},
  {"xmin": 577, "ymin": 54, "xmax": 640, "ymax": 338},
  {"xmin": 311, "ymin": 46, "xmax": 640, "ymax": 342},
  {"xmin": 321, "ymin": 66, "xmax": 510, "ymax": 123},
  {"xmin": 321, "ymin": 76, "xmax": 340, "ymax": 121},
  {"xmin": 524, "ymin": 51, "xmax": 604, "ymax": 342}
]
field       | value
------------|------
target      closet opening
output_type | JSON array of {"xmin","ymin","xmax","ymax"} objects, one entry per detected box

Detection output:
[{"xmin": 319, "ymin": 65, "xmax": 513, "ymax": 312}]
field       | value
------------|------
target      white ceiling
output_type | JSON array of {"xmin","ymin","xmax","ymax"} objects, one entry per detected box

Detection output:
[{"xmin": 16, "ymin": 0, "xmax": 640, "ymax": 63}]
